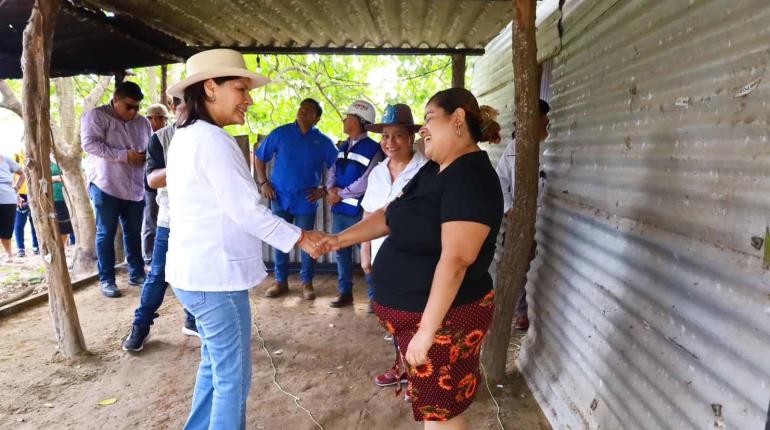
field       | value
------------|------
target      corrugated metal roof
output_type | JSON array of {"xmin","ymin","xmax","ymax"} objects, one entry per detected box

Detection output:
[
  {"xmin": 473, "ymin": 0, "xmax": 770, "ymax": 428},
  {"xmin": 0, "ymin": 0, "xmax": 187, "ymax": 78},
  {"xmin": 83, "ymin": 0, "xmax": 513, "ymax": 52},
  {"xmin": 1, "ymin": 0, "xmax": 513, "ymax": 78}
]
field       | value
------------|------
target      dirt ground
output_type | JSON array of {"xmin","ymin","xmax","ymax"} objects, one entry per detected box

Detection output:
[
  {"xmin": 0, "ymin": 273, "xmax": 550, "ymax": 430},
  {"xmin": 0, "ymin": 245, "xmax": 77, "ymax": 306},
  {"xmin": 0, "ymin": 222, "xmax": 77, "ymax": 305}
]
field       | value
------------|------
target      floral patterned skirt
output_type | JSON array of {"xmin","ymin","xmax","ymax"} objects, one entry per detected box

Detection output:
[{"xmin": 373, "ymin": 290, "xmax": 495, "ymax": 422}]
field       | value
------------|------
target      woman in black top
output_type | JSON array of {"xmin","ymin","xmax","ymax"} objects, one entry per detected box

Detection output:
[{"xmin": 321, "ymin": 88, "xmax": 503, "ymax": 427}]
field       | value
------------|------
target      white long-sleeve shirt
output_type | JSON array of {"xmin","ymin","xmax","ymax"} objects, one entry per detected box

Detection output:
[
  {"xmin": 166, "ymin": 120, "xmax": 301, "ymax": 291},
  {"xmin": 361, "ymin": 151, "xmax": 428, "ymax": 260},
  {"xmin": 495, "ymin": 138, "xmax": 546, "ymax": 214},
  {"xmin": 495, "ymin": 138, "xmax": 517, "ymax": 213}
]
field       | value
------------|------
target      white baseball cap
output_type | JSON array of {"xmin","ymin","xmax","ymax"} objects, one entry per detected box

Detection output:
[{"xmin": 344, "ymin": 100, "xmax": 376, "ymax": 124}]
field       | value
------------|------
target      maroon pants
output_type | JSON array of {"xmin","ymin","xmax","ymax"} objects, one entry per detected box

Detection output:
[{"xmin": 373, "ymin": 290, "xmax": 495, "ymax": 421}]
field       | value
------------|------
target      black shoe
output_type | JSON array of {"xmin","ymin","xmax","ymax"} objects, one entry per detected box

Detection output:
[
  {"xmin": 329, "ymin": 293, "xmax": 354, "ymax": 308},
  {"xmin": 100, "ymin": 282, "xmax": 121, "ymax": 298},
  {"xmin": 128, "ymin": 275, "xmax": 146, "ymax": 287},
  {"xmin": 122, "ymin": 325, "xmax": 151, "ymax": 352},
  {"xmin": 17, "ymin": 249, "xmax": 25, "ymax": 258},
  {"xmin": 32, "ymin": 247, "xmax": 39, "ymax": 255},
  {"xmin": 181, "ymin": 319, "xmax": 200, "ymax": 338}
]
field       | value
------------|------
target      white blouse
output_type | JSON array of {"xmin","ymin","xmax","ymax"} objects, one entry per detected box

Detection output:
[
  {"xmin": 166, "ymin": 120, "xmax": 301, "ymax": 291},
  {"xmin": 361, "ymin": 151, "xmax": 428, "ymax": 260}
]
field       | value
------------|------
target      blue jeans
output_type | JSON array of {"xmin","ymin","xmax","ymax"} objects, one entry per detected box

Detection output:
[
  {"xmin": 89, "ymin": 184, "xmax": 145, "ymax": 284},
  {"xmin": 173, "ymin": 289, "xmax": 252, "ymax": 430},
  {"xmin": 365, "ymin": 273, "xmax": 375, "ymax": 300},
  {"xmin": 14, "ymin": 195, "xmax": 38, "ymax": 250},
  {"xmin": 271, "ymin": 205, "xmax": 315, "ymax": 284},
  {"xmin": 133, "ymin": 226, "xmax": 195, "ymax": 327},
  {"xmin": 332, "ymin": 212, "xmax": 362, "ymax": 295}
]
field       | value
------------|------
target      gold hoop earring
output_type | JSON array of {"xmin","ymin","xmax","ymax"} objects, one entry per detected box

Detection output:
[{"xmin": 455, "ymin": 124, "xmax": 461, "ymax": 137}]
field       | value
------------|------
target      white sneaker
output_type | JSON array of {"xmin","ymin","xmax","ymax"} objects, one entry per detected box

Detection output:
[{"xmin": 182, "ymin": 326, "xmax": 200, "ymax": 338}]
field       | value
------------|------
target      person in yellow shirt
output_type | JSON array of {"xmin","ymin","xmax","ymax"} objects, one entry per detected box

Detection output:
[{"xmin": 13, "ymin": 151, "xmax": 38, "ymax": 257}]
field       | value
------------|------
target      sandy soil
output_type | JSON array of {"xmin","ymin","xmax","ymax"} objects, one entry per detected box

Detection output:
[
  {"xmin": 0, "ymin": 273, "xmax": 550, "ymax": 430},
  {"xmin": 0, "ymin": 245, "xmax": 77, "ymax": 305}
]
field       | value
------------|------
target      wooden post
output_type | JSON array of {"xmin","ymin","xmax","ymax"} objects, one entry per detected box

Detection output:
[
  {"xmin": 160, "ymin": 64, "xmax": 168, "ymax": 107},
  {"xmin": 114, "ymin": 70, "xmax": 125, "ymax": 88},
  {"xmin": 21, "ymin": 0, "xmax": 88, "ymax": 357},
  {"xmin": 451, "ymin": 54, "xmax": 466, "ymax": 88},
  {"xmin": 482, "ymin": 0, "xmax": 540, "ymax": 383}
]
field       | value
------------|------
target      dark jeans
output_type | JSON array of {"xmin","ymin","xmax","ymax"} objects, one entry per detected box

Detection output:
[
  {"xmin": 14, "ymin": 194, "xmax": 38, "ymax": 250},
  {"xmin": 332, "ymin": 212, "xmax": 362, "ymax": 295},
  {"xmin": 142, "ymin": 189, "xmax": 158, "ymax": 263},
  {"xmin": 364, "ymin": 273, "xmax": 375, "ymax": 301},
  {"xmin": 89, "ymin": 184, "xmax": 145, "ymax": 284},
  {"xmin": 133, "ymin": 226, "xmax": 195, "ymax": 327},
  {"xmin": 271, "ymin": 206, "xmax": 316, "ymax": 284}
]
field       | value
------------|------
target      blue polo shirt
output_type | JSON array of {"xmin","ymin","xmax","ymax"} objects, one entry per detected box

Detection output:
[{"xmin": 256, "ymin": 122, "xmax": 338, "ymax": 215}]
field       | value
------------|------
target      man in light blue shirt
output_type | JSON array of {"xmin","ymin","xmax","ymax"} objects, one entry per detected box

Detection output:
[{"xmin": 255, "ymin": 98, "xmax": 338, "ymax": 300}]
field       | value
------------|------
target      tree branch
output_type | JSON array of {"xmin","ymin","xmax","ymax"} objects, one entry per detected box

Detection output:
[{"xmin": 0, "ymin": 79, "xmax": 23, "ymax": 117}]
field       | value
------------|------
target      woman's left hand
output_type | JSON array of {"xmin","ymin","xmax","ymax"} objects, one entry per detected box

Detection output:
[{"xmin": 405, "ymin": 328, "xmax": 434, "ymax": 366}]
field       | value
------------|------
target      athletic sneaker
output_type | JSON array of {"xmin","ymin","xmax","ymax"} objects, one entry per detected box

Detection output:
[
  {"xmin": 122, "ymin": 325, "xmax": 151, "ymax": 352},
  {"xmin": 128, "ymin": 275, "xmax": 146, "ymax": 287},
  {"xmin": 374, "ymin": 368, "xmax": 408, "ymax": 387},
  {"xmin": 181, "ymin": 319, "xmax": 200, "ymax": 338}
]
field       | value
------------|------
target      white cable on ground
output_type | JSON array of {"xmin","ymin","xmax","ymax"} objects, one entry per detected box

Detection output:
[
  {"xmin": 480, "ymin": 362, "xmax": 505, "ymax": 430},
  {"xmin": 251, "ymin": 302, "xmax": 325, "ymax": 430}
]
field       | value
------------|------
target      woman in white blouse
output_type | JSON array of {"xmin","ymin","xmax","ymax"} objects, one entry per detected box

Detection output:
[
  {"xmin": 359, "ymin": 104, "xmax": 428, "ymax": 389},
  {"xmin": 164, "ymin": 49, "xmax": 321, "ymax": 430}
]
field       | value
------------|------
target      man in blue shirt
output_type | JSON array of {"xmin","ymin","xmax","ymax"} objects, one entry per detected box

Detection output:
[{"xmin": 255, "ymin": 98, "xmax": 338, "ymax": 300}]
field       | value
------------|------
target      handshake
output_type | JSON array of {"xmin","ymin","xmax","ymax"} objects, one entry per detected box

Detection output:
[{"xmin": 297, "ymin": 231, "xmax": 343, "ymax": 259}]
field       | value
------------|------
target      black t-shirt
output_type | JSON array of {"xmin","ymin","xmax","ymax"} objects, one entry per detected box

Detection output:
[
  {"xmin": 372, "ymin": 150, "xmax": 503, "ymax": 312},
  {"xmin": 145, "ymin": 133, "xmax": 165, "ymax": 190}
]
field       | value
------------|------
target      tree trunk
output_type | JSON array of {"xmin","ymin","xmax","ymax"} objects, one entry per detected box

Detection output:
[
  {"xmin": 482, "ymin": 0, "xmax": 540, "ymax": 383},
  {"xmin": 52, "ymin": 76, "xmax": 111, "ymax": 274},
  {"xmin": 160, "ymin": 64, "xmax": 168, "ymax": 106},
  {"xmin": 147, "ymin": 66, "xmax": 158, "ymax": 104},
  {"xmin": 22, "ymin": 0, "xmax": 88, "ymax": 358}
]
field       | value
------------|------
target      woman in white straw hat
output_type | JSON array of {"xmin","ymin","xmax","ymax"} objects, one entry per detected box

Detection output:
[{"xmin": 164, "ymin": 48, "xmax": 323, "ymax": 429}]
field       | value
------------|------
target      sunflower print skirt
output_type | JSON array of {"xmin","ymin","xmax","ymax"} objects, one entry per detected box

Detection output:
[{"xmin": 373, "ymin": 290, "xmax": 495, "ymax": 422}]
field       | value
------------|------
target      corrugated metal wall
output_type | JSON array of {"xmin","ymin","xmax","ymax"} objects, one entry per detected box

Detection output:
[
  {"xmin": 471, "ymin": 21, "xmax": 514, "ymax": 167},
  {"xmin": 473, "ymin": 0, "xmax": 770, "ymax": 429}
]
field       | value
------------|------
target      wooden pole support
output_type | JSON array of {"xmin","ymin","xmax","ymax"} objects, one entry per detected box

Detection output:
[
  {"xmin": 21, "ymin": 0, "xmax": 88, "ymax": 358},
  {"xmin": 451, "ymin": 54, "xmax": 466, "ymax": 89},
  {"xmin": 482, "ymin": 0, "xmax": 540, "ymax": 383}
]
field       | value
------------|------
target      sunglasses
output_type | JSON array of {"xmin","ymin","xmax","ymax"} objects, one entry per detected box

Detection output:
[{"xmin": 121, "ymin": 100, "xmax": 141, "ymax": 111}]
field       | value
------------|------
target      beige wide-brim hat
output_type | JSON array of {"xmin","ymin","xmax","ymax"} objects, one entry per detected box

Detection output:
[{"xmin": 167, "ymin": 49, "xmax": 270, "ymax": 99}]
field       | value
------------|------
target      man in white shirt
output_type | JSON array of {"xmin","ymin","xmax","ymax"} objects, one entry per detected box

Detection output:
[{"xmin": 495, "ymin": 99, "xmax": 550, "ymax": 331}]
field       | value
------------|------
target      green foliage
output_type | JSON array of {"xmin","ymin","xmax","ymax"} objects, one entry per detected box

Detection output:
[
  {"xmin": 3, "ymin": 54, "xmax": 475, "ymax": 149},
  {"xmin": 224, "ymin": 54, "xmax": 469, "ymax": 145}
]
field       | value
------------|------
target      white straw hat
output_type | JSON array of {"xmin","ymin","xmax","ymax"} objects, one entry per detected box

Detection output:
[{"xmin": 167, "ymin": 49, "xmax": 270, "ymax": 98}]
